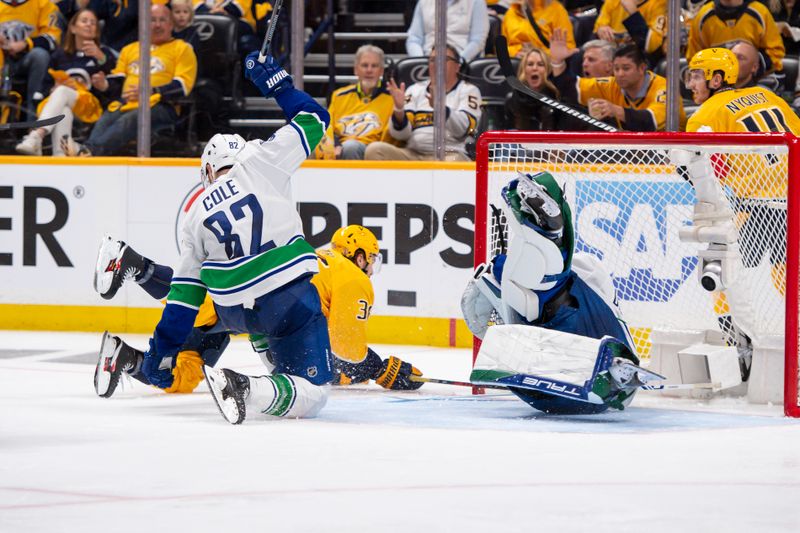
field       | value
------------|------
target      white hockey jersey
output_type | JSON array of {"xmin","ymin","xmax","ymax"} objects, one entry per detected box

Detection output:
[
  {"xmin": 171, "ymin": 111, "xmax": 326, "ymax": 309},
  {"xmin": 390, "ymin": 79, "xmax": 481, "ymax": 156}
]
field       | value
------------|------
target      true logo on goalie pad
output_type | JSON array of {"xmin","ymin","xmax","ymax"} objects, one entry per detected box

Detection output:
[{"xmin": 521, "ymin": 377, "xmax": 582, "ymax": 397}]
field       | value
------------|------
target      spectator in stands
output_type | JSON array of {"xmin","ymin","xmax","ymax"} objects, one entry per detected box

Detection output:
[
  {"xmin": 686, "ymin": 0, "xmax": 785, "ymax": 81},
  {"xmin": 15, "ymin": 8, "xmax": 114, "ymax": 156},
  {"xmin": 89, "ymin": 0, "xmax": 138, "ymax": 54},
  {"xmin": 551, "ymin": 32, "xmax": 684, "ymax": 131},
  {"xmin": 62, "ymin": 4, "xmax": 197, "ymax": 156},
  {"xmin": 593, "ymin": 0, "xmax": 667, "ymax": 59},
  {"xmin": 364, "ymin": 44, "xmax": 481, "ymax": 162},
  {"xmin": 581, "ymin": 39, "xmax": 615, "ymax": 76},
  {"xmin": 487, "ymin": 0, "xmax": 513, "ymax": 16},
  {"xmin": 172, "ymin": 0, "xmax": 199, "ymax": 50},
  {"xmin": 0, "ymin": 0, "xmax": 62, "ymax": 118},
  {"xmin": 316, "ymin": 45, "xmax": 393, "ymax": 160},
  {"xmin": 503, "ymin": 46, "xmax": 557, "ymax": 130},
  {"xmin": 406, "ymin": 0, "xmax": 489, "ymax": 62},
  {"xmin": 194, "ymin": 0, "xmax": 259, "ymax": 56},
  {"xmin": 501, "ymin": 0, "xmax": 575, "ymax": 57},
  {"xmin": 729, "ymin": 38, "xmax": 781, "ymax": 91}
]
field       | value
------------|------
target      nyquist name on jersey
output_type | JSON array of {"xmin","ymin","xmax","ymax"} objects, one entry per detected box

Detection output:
[{"xmin": 203, "ymin": 179, "xmax": 240, "ymax": 211}]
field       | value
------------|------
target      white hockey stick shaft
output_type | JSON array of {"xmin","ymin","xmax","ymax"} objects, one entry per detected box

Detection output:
[{"xmin": 640, "ymin": 382, "xmax": 720, "ymax": 391}]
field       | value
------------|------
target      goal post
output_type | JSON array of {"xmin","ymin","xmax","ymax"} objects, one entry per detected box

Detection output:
[{"xmin": 475, "ymin": 131, "xmax": 800, "ymax": 417}]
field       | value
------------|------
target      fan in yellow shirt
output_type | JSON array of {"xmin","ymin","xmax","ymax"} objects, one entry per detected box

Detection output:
[
  {"xmin": 501, "ymin": 0, "xmax": 575, "ymax": 57},
  {"xmin": 92, "ymin": 226, "xmax": 424, "ymax": 398}
]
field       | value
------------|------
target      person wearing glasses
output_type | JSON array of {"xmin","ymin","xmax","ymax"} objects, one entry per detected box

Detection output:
[{"xmin": 364, "ymin": 44, "xmax": 481, "ymax": 162}]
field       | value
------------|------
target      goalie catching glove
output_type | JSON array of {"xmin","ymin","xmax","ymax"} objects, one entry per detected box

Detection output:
[{"xmin": 334, "ymin": 348, "xmax": 423, "ymax": 390}]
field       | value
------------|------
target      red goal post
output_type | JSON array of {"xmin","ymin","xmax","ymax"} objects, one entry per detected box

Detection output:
[{"xmin": 475, "ymin": 131, "xmax": 800, "ymax": 417}]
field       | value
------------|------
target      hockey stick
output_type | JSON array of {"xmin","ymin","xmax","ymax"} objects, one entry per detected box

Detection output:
[
  {"xmin": 640, "ymin": 382, "xmax": 721, "ymax": 391},
  {"xmin": 494, "ymin": 36, "xmax": 618, "ymax": 133},
  {"xmin": 411, "ymin": 375, "xmax": 720, "ymax": 392},
  {"xmin": 409, "ymin": 376, "xmax": 507, "ymax": 390},
  {"xmin": 0, "ymin": 114, "xmax": 64, "ymax": 131},
  {"xmin": 257, "ymin": 0, "xmax": 284, "ymax": 63}
]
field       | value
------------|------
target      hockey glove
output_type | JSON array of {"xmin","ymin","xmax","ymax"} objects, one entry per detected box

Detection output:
[
  {"xmin": 333, "ymin": 348, "xmax": 383, "ymax": 385},
  {"xmin": 163, "ymin": 350, "xmax": 204, "ymax": 394},
  {"xmin": 141, "ymin": 338, "xmax": 175, "ymax": 389},
  {"xmin": 375, "ymin": 355, "xmax": 423, "ymax": 390},
  {"xmin": 244, "ymin": 52, "xmax": 293, "ymax": 99}
]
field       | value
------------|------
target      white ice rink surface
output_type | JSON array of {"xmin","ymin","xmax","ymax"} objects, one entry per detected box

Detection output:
[{"xmin": 2, "ymin": 330, "xmax": 799, "ymax": 533}]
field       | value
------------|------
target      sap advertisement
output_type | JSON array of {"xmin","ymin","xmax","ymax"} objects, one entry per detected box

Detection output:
[{"xmin": 0, "ymin": 160, "xmax": 703, "ymax": 326}]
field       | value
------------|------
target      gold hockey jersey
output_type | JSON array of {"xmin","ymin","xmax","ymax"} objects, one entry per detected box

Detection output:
[
  {"xmin": 687, "ymin": 86, "xmax": 800, "ymax": 198},
  {"xmin": 311, "ymin": 248, "xmax": 374, "ymax": 364}
]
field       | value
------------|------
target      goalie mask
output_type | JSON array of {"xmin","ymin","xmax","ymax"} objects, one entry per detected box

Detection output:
[
  {"xmin": 331, "ymin": 225, "xmax": 382, "ymax": 275},
  {"xmin": 200, "ymin": 133, "xmax": 246, "ymax": 188}
]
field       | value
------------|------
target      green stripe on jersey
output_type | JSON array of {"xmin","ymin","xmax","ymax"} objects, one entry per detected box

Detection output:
[
  {"xmin": 167, "ymin": 282, "xmax": 207, "ymax": 308},
  {"xmin": 263, "ymin": 374, "xmax": 296, "ymax": 417},
  {"xmin": 294, "ymin": 113, "xmax": 324, "ymax": 151},
  {"xmin": 200, "ymin": 239, "xmax": 315, "ymax": 291},
  {"xmin": 469, "ymin": 369, "xmax": 516, "ymax": 383}
]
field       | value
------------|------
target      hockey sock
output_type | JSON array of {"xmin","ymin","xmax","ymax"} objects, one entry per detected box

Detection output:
[
  {"xmin": 247, "ymin": 374, "xmax": 328, "ymax": 418},
  {"xmin": 138, "ymin": 263, "xmax": 174, "ymax": 300}
]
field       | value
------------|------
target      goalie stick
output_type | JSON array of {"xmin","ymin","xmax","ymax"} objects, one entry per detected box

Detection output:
[
  {"xmin": 0, "ymin": 114, "xmax": 64, "ymax": 131},
  {"xmin": 494, "ymin": 36, "xmax": 618, "ymax": 133},
  {"xmin": 411, "ymin": 375, "xmax": 719, "ymax": 392},
  {"xmin": 257, "ymin": 0, "xmax": 284, "ymax": 63}
]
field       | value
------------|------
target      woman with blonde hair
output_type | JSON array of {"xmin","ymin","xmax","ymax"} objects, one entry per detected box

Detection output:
[
  {"xmin": 15, "ymin": 8, "xmax": 114, "ymax": 156},
  {"xmin": 503, "ymin": 46, "xmax": 558, "ymax": 130}
]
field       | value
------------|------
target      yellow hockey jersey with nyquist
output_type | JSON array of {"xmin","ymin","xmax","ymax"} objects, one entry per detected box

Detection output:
[
  {"xmin": 576, "ymin": 71, "xmax": 684, "ymax": 131},
  {"xmin": 0, "ymin": 0, "xmax": 61, "ymax": 51},
  {"xmin": 593, "ymin": 0, "xmax": 666, "ymax": 54},
  {"xmin": 686, "ymin": 0, "xmax": 784, "ymax": 71},
  {"xmin": 686, "ymin": 86, "xmax": 800, "ymax": 198},
  {"xmin": 108, "ymin": 38, "xmax": 197, "ymax": 111},
  {"xmin": 311, "ymin": 248, "xmax": 373, "ymax": 364}
]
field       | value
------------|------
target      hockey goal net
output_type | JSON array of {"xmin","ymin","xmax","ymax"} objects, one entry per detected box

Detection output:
[{"xmin": 475, "ymin": 131, "xmax": 800, "ymax": 417}]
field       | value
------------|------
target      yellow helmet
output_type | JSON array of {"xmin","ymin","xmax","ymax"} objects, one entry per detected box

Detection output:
[
  {"xmin": 331, "ymin": 225, "xmax": 382, "ymax": 271},
  {"xmin": 688, "ymin": 47, "xmax": 738, "ymax": 85}
]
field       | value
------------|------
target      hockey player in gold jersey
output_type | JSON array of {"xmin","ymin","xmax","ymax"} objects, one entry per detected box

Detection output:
[
  {"xmin": 678, "ymin": 47, "xmax": 800, "ymax": 379},
  {"xmin": 93, "ymin": 226, "xmax": 423, "ymax": 398}
]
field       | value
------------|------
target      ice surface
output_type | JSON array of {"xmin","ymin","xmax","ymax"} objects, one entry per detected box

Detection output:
[{"xmin": 1, "ymin": 331, "xmax": 799, "ymax": 532}]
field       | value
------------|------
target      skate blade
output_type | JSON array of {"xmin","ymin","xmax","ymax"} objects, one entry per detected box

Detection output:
[
  {"xmin": 203, "ymin": 366, "xmax": 245, "ymax": 425},
  {"xmin": 94, "ymin": 331, "xmax": 117, "ymax": 398},
  {"xmin": 93, "ymin": 235, "xmax": 120, "ymax": 298}
]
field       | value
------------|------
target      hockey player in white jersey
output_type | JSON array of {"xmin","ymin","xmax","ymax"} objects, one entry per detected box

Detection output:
[
  {"xmin": 140, "ymin": 51, "xmax": 333, "ymax": 424},
  {"xmin": 461, "ymin": 172, "xmax": 656, "ymax": 414}
]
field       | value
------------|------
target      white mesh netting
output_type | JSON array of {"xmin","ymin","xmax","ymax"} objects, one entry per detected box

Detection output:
[{"xmin": 479, "ymin": 138, "xmax": 797, "ymax": 409}]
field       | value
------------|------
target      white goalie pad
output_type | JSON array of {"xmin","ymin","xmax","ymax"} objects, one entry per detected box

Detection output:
[{"xmin": 474, "ymin": 324, "xmax": 604, "ymax": 386}]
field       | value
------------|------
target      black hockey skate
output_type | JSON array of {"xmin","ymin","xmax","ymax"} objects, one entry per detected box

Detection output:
[
  {"xmin": 93, "ymin": 235, "xmax": 149, "ymax": 300},
  {"xmin": 204, "ymin": 366, "xmax": 250, "ymax": 425},
  {"xmin": 94, "ymin": 331, "xmax": 140, "ymax": 398}
]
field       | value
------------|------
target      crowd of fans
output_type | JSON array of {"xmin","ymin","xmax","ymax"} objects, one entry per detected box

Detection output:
[{"xmin": 3, "ymin": 0, "xmax": 800, "ymax": 158}]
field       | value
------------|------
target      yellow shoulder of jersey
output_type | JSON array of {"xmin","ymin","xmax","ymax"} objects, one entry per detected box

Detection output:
[{"xmin": 687, "ymin": 87, "xmax": 800, "ymax": 134}]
